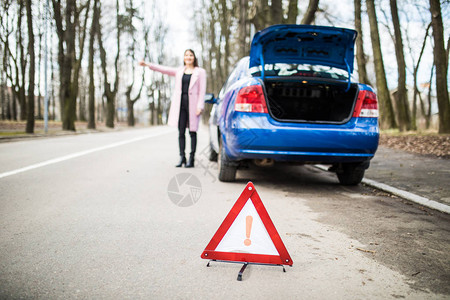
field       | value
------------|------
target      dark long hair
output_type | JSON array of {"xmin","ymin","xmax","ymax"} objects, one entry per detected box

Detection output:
[{"xmin": 184, "ymin": 49, "xmax": 199, "ymax": 67}]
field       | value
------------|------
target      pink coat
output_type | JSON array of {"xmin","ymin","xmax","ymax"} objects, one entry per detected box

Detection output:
[{"xmin": 147, "ymin": 63, "xmax": 207, "ymax": 132}]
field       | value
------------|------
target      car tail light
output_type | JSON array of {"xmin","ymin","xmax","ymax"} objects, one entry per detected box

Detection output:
[
  {"xmin": 234, "ymin": 85, "xmax": 268, "ymax": 113},
  {"xmin": 353, "ymin": 90, "xmax": 379, "ymax": 118}
]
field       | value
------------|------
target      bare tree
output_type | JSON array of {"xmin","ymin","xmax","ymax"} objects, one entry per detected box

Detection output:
[
  {"xmin": 52, "ymin": 0, "xmax": 90, "ymax": 131},
  {"xmin": 97, "ymin": 0, "xmax": 121, "ymax": 128},
  {"xmin": 249, "ymin": 0, "xmax": 317, "ymax": 30},
  {"xmin": 50, "ymin": 24, "xmax": 56, "ymax": 121},
  {"xmin": 0, "ymin": 43, "xmax": 5, "ymax": 120},
  {"xmin": 286, "ymin": 0, "xmax": 298, "ymax": 24},
  {"xmin": 1, "ymin": 1, "xmax": 27, "ymax": 121},
  {"xmin": 390, "ymin": 0, "xmax": 411, "ymax": 131},
  {"xmin": 271, "ymin": 0, "xmax": 283, "ymax": 24},
  {"xmin": 301, "ymin": 0, "xmax": 320, "ymax": 24},
  {"xmin": 87, "ymin": 0, "xmax": 99, "ymax": 129},
  {"xmin": 366, "ymin": 0, "xmax": 397, "ymax": 129},
  {"xmin": 17, "ymin": 0, "xmax": 26, "ymax": 121},
  {"xmin": 427, "ymin": 62, "xmax": 435, "ymax": 129},
  {"xmin": 123, "ymin": 0, "xmax": 146, "ymax": 127},
  {"xmin": 354, "ymin": 0, "xmax": 371, "ymax": 86},
  {"xmin": 36, "ymin": 2, "xmax": 43, "ymax": 120},
  {"xmin": 25, "ymin": 0, "xmax": 35, "ymax": 133},
  {"xmin": 429, "ymin": 0, "xmax": 450, "ymax": 133},
  {"xmin": 53, "ymin": 0, "xmax": 76, "ymax": 130},
  {"xmin": 74, "ymin": 1, "xmax": 90, "ymax": 124},
  {"xmin": 406, "ymin": 22, "xmax": 431, "ymax": 130},
  {"xmin": 150, "ymin": 8, "xmax": 170, "ymax": 125},
  {"xmin": 238, "ymin": 0, "xmax": 250, "ymax": 58},
  {"xmin": 0, "ymin": 1, "xmax": 11, "ymax": 120},
  {"xmin": 248, "ymin": 0, "xmax": 268, "ymax": 32}
]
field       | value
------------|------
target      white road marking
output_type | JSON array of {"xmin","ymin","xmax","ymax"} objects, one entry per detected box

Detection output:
[{"xmin": 0, "ymin": 128, "xmax": 174, "ymax": 179}]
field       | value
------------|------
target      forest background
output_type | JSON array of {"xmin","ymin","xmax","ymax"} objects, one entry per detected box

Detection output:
[{"xmin": 0, "ymin": 0, "xmax": 449, "ymax": 135}]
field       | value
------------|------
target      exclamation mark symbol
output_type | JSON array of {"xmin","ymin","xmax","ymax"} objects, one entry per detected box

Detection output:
[{"xmin": 244, "ymin": 215, "xmax": 253, "ymax": 246}]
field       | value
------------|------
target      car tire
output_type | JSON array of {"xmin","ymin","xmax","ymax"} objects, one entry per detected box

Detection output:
[
  {"xmin": 209, "ymin": 144, "xmax": 218, "ymax": 162},
  {"xmin": 218, "ymin": 141, "xmax": 237, "ymax": 182},
  {"xmin": 336, "ymin": 163, "xmax": 366, "ymax": 185}
]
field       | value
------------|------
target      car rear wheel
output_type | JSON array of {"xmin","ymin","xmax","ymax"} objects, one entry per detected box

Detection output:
[
  {"xmin": 218, "ymin": 141, "xmax": 237, "ymax": 182},
  {"xmin": 336, "ymin": 163, "xmax": 366, "ymax": 185}
]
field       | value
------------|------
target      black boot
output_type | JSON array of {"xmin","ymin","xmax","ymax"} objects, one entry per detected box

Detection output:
[
  {"xmin": 185, "ymin": 154, "xmax": 195, "ymax": 168},
  {"xmin": 176, "ymin": 156, "xmax": 186, "ymax": 167}
]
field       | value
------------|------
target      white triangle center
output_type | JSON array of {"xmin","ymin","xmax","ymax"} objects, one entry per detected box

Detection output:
[{"xmin": 215, "ymin": 199, "xmax": 279, "ymax": 256}]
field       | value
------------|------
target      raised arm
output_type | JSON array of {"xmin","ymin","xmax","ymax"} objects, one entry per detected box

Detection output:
[{"xmin": 139, "ymin": 60, "xmax": 178, "ymax": 77}]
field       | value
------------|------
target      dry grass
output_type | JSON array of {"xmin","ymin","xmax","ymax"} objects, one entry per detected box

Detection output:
[{"xmin": 379, "ymin": 130, "xmax": 450, "ymax": 159}]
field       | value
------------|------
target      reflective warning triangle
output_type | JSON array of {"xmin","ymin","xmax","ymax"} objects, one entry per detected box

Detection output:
[{"xmin": 201, "ymin": 182, "xmax": 293, "ymax": 266}]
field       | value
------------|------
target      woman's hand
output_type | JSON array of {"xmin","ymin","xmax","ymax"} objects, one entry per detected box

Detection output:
[
  {"xmin": 196, "ymin": 108, "xmax": 203, "ymax": 116},
  {"xmin": 138, "ymin": 60, "xmax": 148, "ymax": 67}
]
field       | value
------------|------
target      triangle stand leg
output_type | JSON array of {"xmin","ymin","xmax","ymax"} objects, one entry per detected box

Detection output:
[{"xmin": 237, "ymin": 262, "xmax": 249, "ymax": 281}]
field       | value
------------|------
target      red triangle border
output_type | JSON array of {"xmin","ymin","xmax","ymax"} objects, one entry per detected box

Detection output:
[{"xmin": 201, "ymin": 182, "xmax": 293, "ymax": 266}]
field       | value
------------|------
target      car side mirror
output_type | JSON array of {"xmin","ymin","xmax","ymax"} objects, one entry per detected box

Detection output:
[{"xmin": 204, "ymin": 93, "xmax": 216, "ymax": 104}]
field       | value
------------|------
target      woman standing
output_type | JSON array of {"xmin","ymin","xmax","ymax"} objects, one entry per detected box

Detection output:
[{"xmin": 139, "ymin": 49, "xmax": 206, "ymax": 168}]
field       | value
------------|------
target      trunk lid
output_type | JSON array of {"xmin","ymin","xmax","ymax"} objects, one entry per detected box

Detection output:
[{"xmin": 249, "ymin": 25, "xmax": 357, "ymax": 73}]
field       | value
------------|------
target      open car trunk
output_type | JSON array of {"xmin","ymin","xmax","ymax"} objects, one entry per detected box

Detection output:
[{"xmin": 264, "ymin": 79, "xmax": 358, "ymax": 124}]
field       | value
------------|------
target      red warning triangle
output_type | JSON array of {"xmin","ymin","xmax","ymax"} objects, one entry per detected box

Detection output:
[{"xmin": 201, "ymin": 182, "xmax": 293, "ymax": 266}]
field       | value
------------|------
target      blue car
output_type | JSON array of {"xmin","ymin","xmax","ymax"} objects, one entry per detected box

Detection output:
[{"xmin": 205, "ymin": 24, "xmax": 379, "ymax": 185}]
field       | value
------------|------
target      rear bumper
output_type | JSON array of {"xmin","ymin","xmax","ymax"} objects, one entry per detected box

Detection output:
[{"xmin": 223, "ymin": 113, "xmax": 379, "ymax": 163}]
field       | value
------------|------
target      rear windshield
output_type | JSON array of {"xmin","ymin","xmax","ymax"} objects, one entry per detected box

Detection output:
[{"xmin": 249, "ymin": 63, "xmax": 349, "ymax": 80}]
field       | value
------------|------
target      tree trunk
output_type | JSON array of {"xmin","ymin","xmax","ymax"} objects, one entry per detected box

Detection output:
[
  {"xmin": 1, "ymin": 51, "xmax": 6, "ymax": 121},
  {"xmin": 97, "ymin": 0, "xmax": 120, "ymax": 129},
  {"xmin": 105, "ymin": 90, "xmax": 115, "ymax": 128},
  {"xmin": 286, "ymin": 0, "xmax": 298, "ymax": 24},
  {"xmin": 219, "ymin": 0, "xmax": 231, "ymax": 78},
  {"xmin": 208, "ymin": 4, "xmax": 219, "ymax": 92},
  {"xmin": 126, "ymin": 75, "xmax": 144, "ymax": 127},
  {"xmin": 425, "ymin": 62, "xmax": 434, "ymax": 129},
  {"xmin": 249, "ymin": 0, "xmax": 268, "ymax": 32},
  {"xmin": 53, "ymin": 0, "xmax": 76, "ymax": 130},
  {"xmin": 149, "ymin": 98, "xmax": 155, "ymax": 125},
  {"xmin": 238, "ymin": 0, "xmax": 249, "ymax": 57},
  {"xmin": 53, "ymin": 0, "xmax": 90, "ymax": 131},
  {"xmin": 104, "ymin": 93, "xmax": 116, "ymax": 128},
  {"xmin": 12, "ymin": 88, "xmax": 17, "ymax": 120},
  {"xmin": 354, "ymin": 0, "xmax": 371, "ymax": 86},
  {"xmin": 411, "ymin": 23, "xmax": 431, "ymax": 131},
  {"xmin": 37, "ymin": 6, "xmax": 43, "ymax": 121},
  {"xmin": 301, "ymin": 0, "xmax": 320, "ymax": 25},
  {"xmin": 78, "ymin": 76, "xmax": 86, "ymax": 122},
  {"xmin": 6, "ymin": 93, "xmax": 12, "ymax": 120},
  {"xmin": 429, "ymin": 0, "xmax": 450, "ymax": 133},
  {"xmin": 366, "ymin": 0, "xmax": 397, "ymax": 129},
  {"xmin": 50, "ymin": 26, "xmax": 56, "ymax": 121},
  {"xmin": 87, "ymin": 0, "xmax": 98, "ymax": 129},
  {"xmin": 126, "ymin": 95, "xmax": 135, "ymax": 127},
  {"xmin": 390, "ymin": 0, "xmax": 411, "ymax": 131},
  {"xmin": 73, "ymin": 1, "xmax": 90, "ymax": 124},
  {"xmin": 25, "ymin": 0, "xmax": 35, "ymax": 134},
  {"xmin": 0, "ymin": 84, "xmax": 4, "ymax": 121},
  {"xmin": 1, "ymin": 3, "xmax": 19, "ymax": 121},
  {"xmin": 271, "ymin": 0, "xmax": 283, "ymax": 24},
  {"xmin": 157, "ymin": 87, "xmax": 162, "ymax": 125},
  {"xmin": 18, "ymin": 0, "xmax": 27, "ymax": 121}
]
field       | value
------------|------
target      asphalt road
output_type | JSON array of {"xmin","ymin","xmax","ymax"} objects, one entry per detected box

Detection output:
[{"xmin": 0, "ymin": 126, "xmax": 449, "ymax": 299}]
